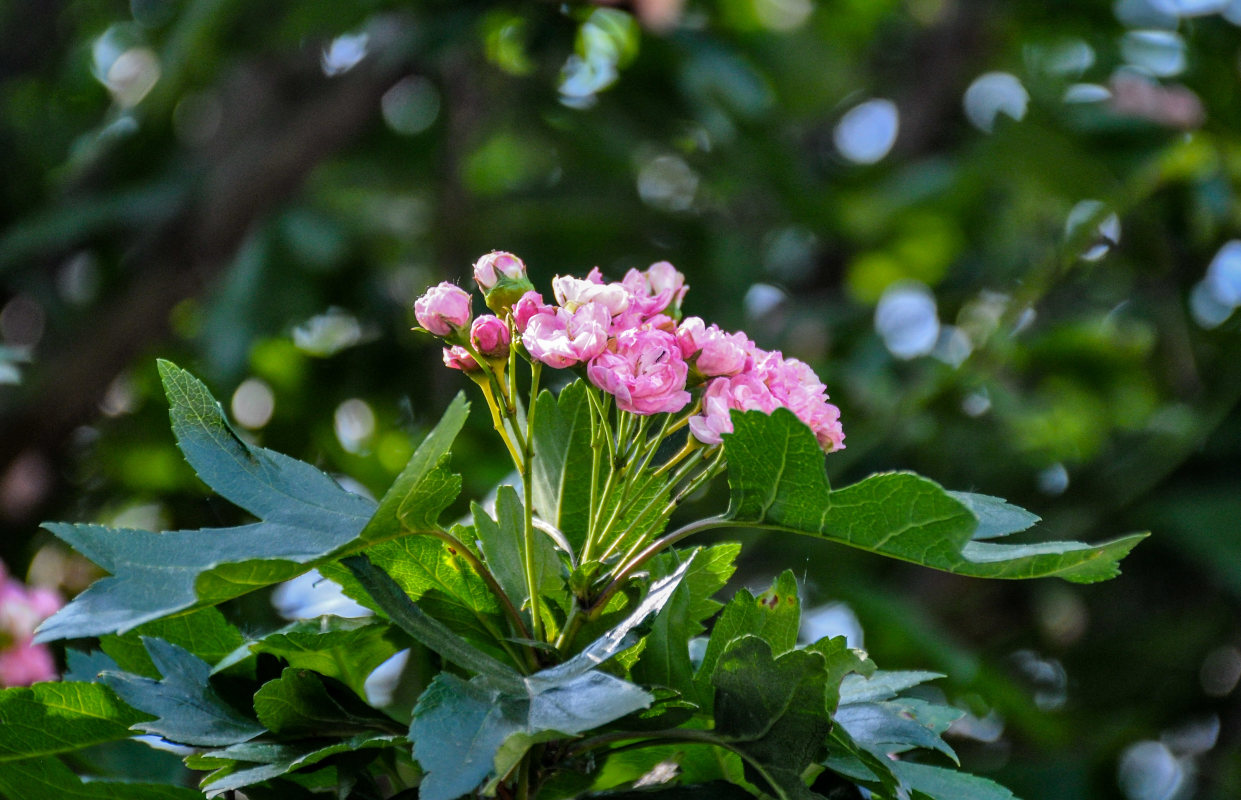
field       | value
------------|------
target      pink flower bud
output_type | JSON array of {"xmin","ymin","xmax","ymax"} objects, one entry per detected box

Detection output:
[
  {"xmin": 415, "ymin": 282, "xmax": 472, "ymax": 336},
  {"xmin": 472, "ymin": 251, "xmax": 527, "ymax": 291},
  {"xmin": 587, "ymin": 328, "xmax": 691, "ymax": 415},
  {"xmin": 442, "ymin": 346, "xmax": 481, "ymax": 373},
  {"xmin": 470, "ymin": 315, "xmax": 511, "ymax": 359},
  {"xmin": 622, "ymin": 261, "xmax": 688, "ymax": 318}
]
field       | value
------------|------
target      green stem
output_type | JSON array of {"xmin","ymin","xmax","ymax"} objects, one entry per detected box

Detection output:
[
  {"xmin": 522, "ymin": 362, "xmax": 544, "ymax": 643},
  {"xmin": 587, "ymin": 514, "xmax": 731, "ymax": 618},
  {"xmin": 594, "ymin": 447, "xmax": 706, "ymax": 565}
]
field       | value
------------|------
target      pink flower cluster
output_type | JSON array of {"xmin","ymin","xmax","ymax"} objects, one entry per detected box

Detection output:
[
  {"xmin": 0, "ymin": 563, "xmax": 61, "ymax": 687},
  {"xmin": 414, "ymin": 252, "xmax": 844, "ymax": 452}
]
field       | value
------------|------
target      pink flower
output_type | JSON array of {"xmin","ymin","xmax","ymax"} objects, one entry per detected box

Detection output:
[
  {"xmin": 470, "ymin": 315, "xmax": 511, "ymax": 359},
  {"xmin": 552, "ymin": 274, "xmax": 630, "ymax": 316},
  {"xmin": 677, "ymin": 317, "xmax": 752, "ymax": 377},
  {"xmin": 688, "ymin": 373, "xmax": 780, "ymax": 445},
  {"xmin": 472, "ymin": 251, "xmax": 527, "ymax": 291},
  {"xmin": 0, "ymin": 639, "xmax": 57, "ymax": 687},
  {"xmin": 0, "ymin": 582, "xmax": 60, "ymax": 639},
  {"xmin": 622, "ymin": 261, "xmax": 688, "ymax": 318},
  {"xmin": 587, "ymin": 328, "xmax": 691, "ymax": 415},
  {"xmin": 523, "ymin": 302, "xmax": 611, "ymax": 368},
  {"xmin": 513, "ymin": 291, "xmax": 551, "ymax": 333},
  {"xmin": 755, "ymin": 351, "xmax": 845, "ymax": 453},
  {"xmin": 442, "ymin": 346, "xmax": 480, "ymax": 373},
  {"xmin": 414, "ymin": 282, "xmax": 472, "ymax": 336}
]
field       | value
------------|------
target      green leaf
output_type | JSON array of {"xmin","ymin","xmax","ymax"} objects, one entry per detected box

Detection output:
[
  {"xmin": 722, "ymin": 408, "xmax": 1145, "ymax": 583},
  {"xmin": 835, "ymin": 702, "xmax": 958, "ymax": 764},
  {"xmin": 226, "ymin": 618, "xmax": 409, "ymax": 700},
  {"xmin": 252, "ymin": 668, "xmax": 397, "ymax": 737},
  {"xmin": 361, "ymin": 392, "xmax": 470, "ymax": 541},
  {"xmin": 100, "ymin": 607, "xmax": 245, "ymax": 679},
  {"xmin": 474, "ymin": 485, "xmax": 562, "ymax": 619},
  {"xmin": 330, "ymin": 534, "xmax": 512, "ymax": 662},
  {"xmin": 839, "ymin": 671, "xmax": 944, "ymax": 705},
  {"xmin": 100, "ymin": 638, "xmax": 264, "ymax": 746},
  {"xmin": 190, "ymin": 734, "xmax": 405, "ymax": 797},
  {"xmin": 0, "ymin": 682, "xmax": 151, "ymax": 762},
  {"xmin": 531, "ymin": 380, "xmax": 595, "ymax": 554},
  {"xmin": 947, "ymin": 492, "xmax": 1039, "ymax": 540},
  {"xmin": 0, "ymin": 756, "xmax": 203, "ymax": 800},
  {"xmin": 341, "ymin": 554, "xmax": 526, "ymax": 692},
  {"xmin": 412, "ymin": 667, "xmax": 652, "ymax": 800},
  {"xmin": 694, "ymin": 571, "xmax": 801, "ymax": 711},
  {"xmin": 711, "ymin": 635, "xmax": 832, "ymax": 800},
  {"xmin": 889, "ymin": 761, "xmax": 1016, "ymax": 800},
  {"xmin": 804, "ymin": 635, "xmax": 874, "ymax": 713},
  {"xmin": 37, "ymin": 366, "xmax": 470, "ymax": 643},
  {"xmin": 629, "ymin": 571, "xmax": 694, "ymax": 695}
]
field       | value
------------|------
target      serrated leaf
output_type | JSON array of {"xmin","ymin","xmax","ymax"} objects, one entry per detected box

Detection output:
[
  {"xmin": 252, "ymin": 668, "xmax": 397, "ymax": 737},
  {"xmin": 0, "ymin": 682, "xmax": 151, "ymax": 762},
  {"xmin": 191, "ymin": 734, "xmax": 405, "ymax": 797},
  {"xmin": 710, "ymin": 635, "xmax": 832, "ymax": 800},
  {"xmin": 694, "ymin": 571, "xmax": 801, "ymax": 712},
  {"xmin": 651, "ymin": 542, "xmax": 741, "ymax": 637},
  {"xmin": 0, "ymin": 756, "xmax": 203, "ymax": 800},
  {"xmin": 100, "ymin": 607, "xmax": 245, "ymax": 679},
  {"xmin": 323, "ymin": 534, "xmax": 512, "ymax": 663},
  {"xmin": 365, "ymin": 393, "xmax": 470, "ymax": 540},
  {"xmin": 36, "ymin": 365, "xmax": 469, "ymax": 643},
  {"xmin": 229, "ymin": 618, "xmax": 409, "ymax": 700},
  {"xmin": 531, "ymin": 380, "xmax": 595, "ymax": 554},
  {"xmin": 341, "ymin": 554, "xmax": 526, "ymax": 692},
  {"xmin": 412, "ymin": 667, "xmax": 652, "ymax": 800},
  {"xmin": 474, "ymin": 486, "xmax": 562, "ymax": 621},
  {"xmin": 722, "ymin": 408, "xmax": 1144, "ymax": 583},
  {"xmin": 630, "ymin": 572, "xmax": 694, "ymax": 695},
  {"xmin": 804, "ymin": 635, "xmax": 873, "ymax": 713},
  {"xmin": 100, "ymin": 639, "xmax": 264, "ymax": 747}
]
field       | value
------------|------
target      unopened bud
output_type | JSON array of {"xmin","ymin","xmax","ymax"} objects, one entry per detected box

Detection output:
[
  {"xmin": 415, "ymin": 282, "xmax": 472, "ymax": 337},
  {"xmin": 470, "ymin": 315, "xmax": 511, "ymax": 360}
]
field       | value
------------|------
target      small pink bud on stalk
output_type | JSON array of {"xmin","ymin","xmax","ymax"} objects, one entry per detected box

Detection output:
[
  {"xmin": 470, "ymin": 315, "xmax": 511, "ymax": 360},
  {"xmin": 473, "ymin": 251, "xmax": 535, "ymax": 314},
  {"xmin": 415, "ymin": 282, "xmax": 472, "ymax": 340},
  {"xmin": 442, "ymin": 346, "xmax": 481, "ymax": 373}
]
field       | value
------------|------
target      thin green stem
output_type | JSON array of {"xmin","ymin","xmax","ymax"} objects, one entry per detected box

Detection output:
[
  {"xmin": 522, "ymin": 362, "xmax": 544, "ymax": 643},
  {"xmin": 587, "ymin": 514, "xmax": 731, "ymax": 618},
  {"xmin": 479, "ymin": 379, "xmax": 525, "ymax": 470}
]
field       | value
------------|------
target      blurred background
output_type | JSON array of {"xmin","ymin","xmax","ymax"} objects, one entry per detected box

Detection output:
[{"xmin": 1, "ymin": 0, "xmax": 1240, "ymax": 797}]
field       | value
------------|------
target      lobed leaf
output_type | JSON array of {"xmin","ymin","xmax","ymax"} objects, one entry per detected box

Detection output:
[
  {"xmin": 36, "ymin": 365, "xmax": 469, "ymax": 642},
  {"xmin": 531, "ymin": 380, "xmax": 595, "ymax": 554},
  {"xmin": 722, "ymin": 408, "xmax": 1145, "ymax": 584}
]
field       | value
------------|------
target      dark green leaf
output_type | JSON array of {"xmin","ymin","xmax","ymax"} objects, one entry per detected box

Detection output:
[
  {"xmin": 835, "ymin": 702, "xmax": 957, "ymax": 764},
  {"xmin": 722, "ymin": 408, "xmax": 1144, "ymax": 583},
  {"xmin": 226, "ymin": 618, "xmax": 408, "ymax": 700},
  {"xmin": 252, "ymin": 668, "xmax": 396, "ymax": 737},
  {"xmin": 100, "ymin": 607, "xmax": 245, "ymax": 679},
  {"xmin": 630, "ymin": 569, "xmax": 694, "ymax": 695},
  {"xmin": 889, "ymin": 761, "xmax": 1016, "ymax": 800},
  {"xmin": 474, "ymin": 485, "xmax": 562, "ymax": 620},
  {"xmin": 190, "ymin": 734, "xmax": 405, "ymax": 797},
  {"xmin": 100, "ymin": 639, "xmax": 264, "ymax": 747},
  {"xmin": 0, "ymin": 756, "xmax": 202, "ymax": 800},
  {"xmin": 341, "ymin": 554, "xmax": 526, "ymax": 692},
  {"xmin": 531, "ymin": 380, "xmax": 595, "ymax": 554},
  {"xmin": 651, "ymin": 542, "xmax": 741, "ymax": 637},
  {"xmin": 0, "ymin": 682, "xmax": 151, "ymax": 762},
  {"xmin": 412, "ymin": 666, "xmax": 652, "ymax": 800},
  {"xmin": 37, "ymin": 367, "xmax": 470, "ymax": 643},
  {"xmin": 711, "ymin": 635, "xmax": 832, "ymax": 800},
  {"xmin": 804, "ymin": 636, "xmax": 874, "ymax": 713},
  {"xmin": 694, "ymin": 571, "xmax": 801, "ymax": 711}
]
